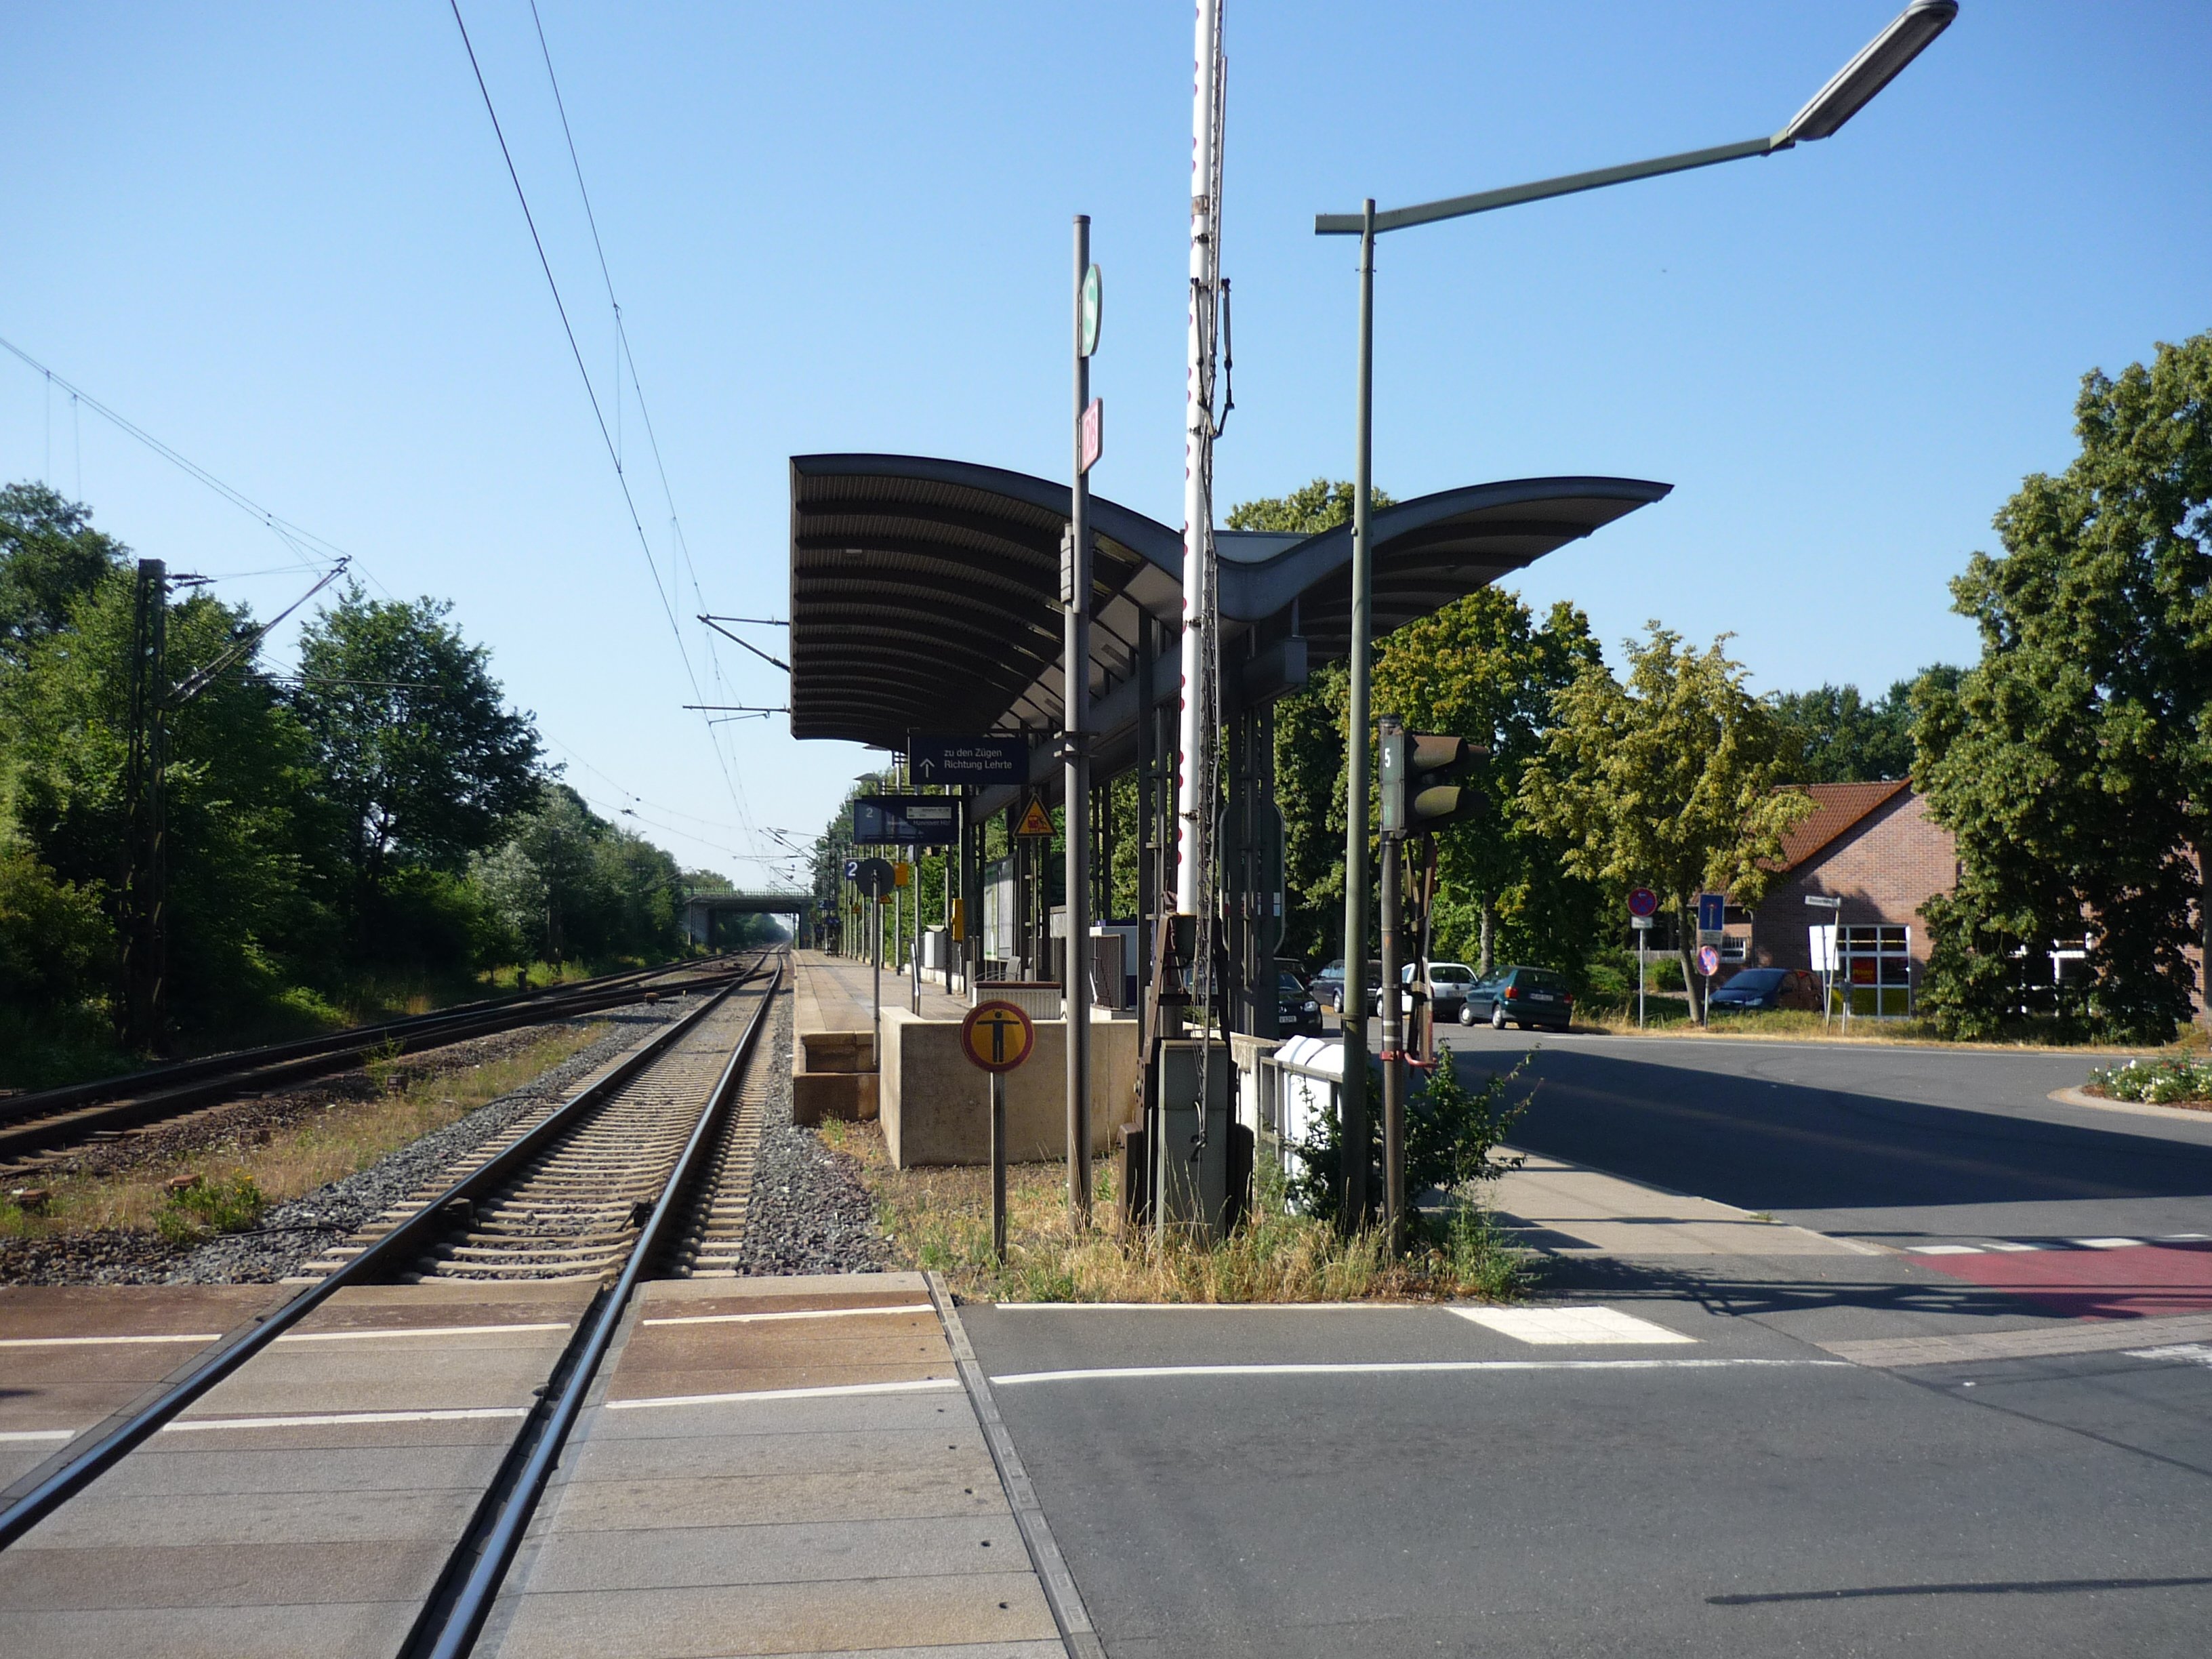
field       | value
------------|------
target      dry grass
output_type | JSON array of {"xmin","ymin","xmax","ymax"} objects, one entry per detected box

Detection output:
[
  {"xmin": 819, "ymin": 1117, "xmax": 1528, "ymax": 1305},
  {"xmin": 1, "ymin": 1022, "xmax": 609, "ymax": 1242}
]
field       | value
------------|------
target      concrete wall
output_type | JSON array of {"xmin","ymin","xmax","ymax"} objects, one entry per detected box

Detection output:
[
  {"xmin": 1747, "ymin": 790, "xmax": 1959, "ymax": 971},
  {"xmin": 879, "ymin": 1009, "xmax": 1137, "ymax": 1168}
]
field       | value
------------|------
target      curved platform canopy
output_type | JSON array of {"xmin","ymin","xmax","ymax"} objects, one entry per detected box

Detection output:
[{"xmin": 789, "ymin": 453, "xmax": 1669, "ymax": 751}]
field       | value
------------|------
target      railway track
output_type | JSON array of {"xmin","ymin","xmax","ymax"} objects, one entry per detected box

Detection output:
[
  {"xmin": 0, "ymin": 947, "xmax": 792, "ymax": 1656},
  {"xmin": 0, "ymin": 953, "xmax": 749, "ymax": 1176}
]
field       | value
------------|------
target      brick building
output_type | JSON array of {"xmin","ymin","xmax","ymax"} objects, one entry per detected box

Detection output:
[{"xmin": 1736, "ymin": 782, "xmax": 1958, "ymax": 1010}]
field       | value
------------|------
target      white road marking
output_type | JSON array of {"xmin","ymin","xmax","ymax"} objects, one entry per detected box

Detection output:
[
  {"xmin": 1907, "ymin": 1245, "xmax": 1985, "ymax": 1256},
  {"xmin": 2124, "ymin": 1344, "xmax": 2212, "ymax": 1368},
  {"xmin": 990, "ymin": 1359, "xmax": 1845, "ymax": 1385},
  {"xmin": 0, "ymin": 1333, "xmax": 220, "ymax": 1349},
  {"xmin": 0, "ymin": 1321, "xmax": 571, "ymax": 1351},
  {"xmin": 1452, "ymin": 1306, "xmax": 1696, "ymax": 1345},
  {"xmin": 0, "ymin": 1429, "xmax": 77, "ymax": 1443},
  {"xmin": 642, "ymin": 1303, "xmax": 933, "ymax": 1328},
  {"xmin": 604, "ymin": 1377, "xmax": 962, "ymax": 1410},
  {"xmin": 1982, "ymin": 1242, "xmax": 2043, "ymax": 1252},
  {"xmin": 275, "ymin": 1322, "xmax": 571, "ymax": 1343},
  {"xmin": 995, "ymin": 1309, "xmax": 1406, "ymax": 1318},
  {"xmin": 2163, "ymin": 1233, "xmax": 2211, "ymax": 1242},
  {"xmin": 161, "ymin": 1406, "xmax": 529, "ymax": 1433},
  {"xmin": 2073, "ymin": 1237, "xmax": 2146, "ymax": 1250}
]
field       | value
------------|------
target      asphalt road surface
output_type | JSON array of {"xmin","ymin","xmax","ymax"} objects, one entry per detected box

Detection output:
[{"xmin": 965, "ymin": 1029, "xmax": 2212, "ymax": 1657}]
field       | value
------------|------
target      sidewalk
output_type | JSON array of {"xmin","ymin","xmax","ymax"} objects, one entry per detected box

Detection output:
[{"xmin": 1489, "ymin": 1149, "xmax": 1875, "ymax": 1258}]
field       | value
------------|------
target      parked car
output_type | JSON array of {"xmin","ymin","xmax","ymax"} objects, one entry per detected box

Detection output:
[
  {"xmin": 1460, "ymin": 965, "xmax": 1576, "ymax": 1031},
  {"xmin": 1277, "ymin": 968, "xmax": 1324, "ymax": 1034},
  {"xmin": 1311, "ymin": 959, "xmax": 1381, "ymax": 1012},
  {"xmin": 1706, "ymin": 966, "xmax": 1820, "ymax": 1012},
  {"xmin": 1366, "ymin": 961, "xmax": 1478, "ymax": 1021}
]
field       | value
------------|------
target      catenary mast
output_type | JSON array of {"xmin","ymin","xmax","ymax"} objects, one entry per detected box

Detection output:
[{"xmin": 1174, "ymin": 0, "xmax": 1225, "ymax": 920}]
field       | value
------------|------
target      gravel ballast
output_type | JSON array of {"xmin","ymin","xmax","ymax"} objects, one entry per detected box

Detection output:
[
  {"xmin": 0, "ymin": 1002, "xmax": 688, "ymax": 1286},
  {"xmin": 737, "ymin": 1000, "xmax": 893, "ymax": 1276}
]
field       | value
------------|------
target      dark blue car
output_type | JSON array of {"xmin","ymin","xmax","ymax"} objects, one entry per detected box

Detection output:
[{"xmin": 1706, "ymin": 967, "xmax": 1818, "ymax": 1012}]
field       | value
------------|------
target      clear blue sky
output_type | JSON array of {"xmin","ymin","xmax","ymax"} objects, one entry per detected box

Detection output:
[{"xmin": 5, "ymin": 3, "xmax": 2207, "ymax": 886}]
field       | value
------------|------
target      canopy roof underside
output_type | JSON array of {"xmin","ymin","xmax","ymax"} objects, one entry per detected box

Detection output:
[{"xmin": 788, "ymin": 453, "xmax": 1670, "ymax": 750}]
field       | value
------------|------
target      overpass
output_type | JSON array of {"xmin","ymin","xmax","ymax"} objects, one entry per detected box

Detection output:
[{"xmin": 680, "ymin": 891, "xmax": 814, "ymax": 949}]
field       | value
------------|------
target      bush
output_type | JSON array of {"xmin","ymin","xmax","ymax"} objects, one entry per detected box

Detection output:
[
  {"xmin": 2088, "ymin": 1057, "xmax": 2212, "ymax": 1104},
  {"xmin": 1290, "ymin": 1044, "xmax": 1534, "ymax": 1223}
]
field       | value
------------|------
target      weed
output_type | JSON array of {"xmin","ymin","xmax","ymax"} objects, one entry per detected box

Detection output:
[
  {"xmin": 154, "ymin": 1174, "xmax": 265, "ymax": 1243},
  {"xmin": 362, "ymin": 1037, "xmax": 407, "ymax": 1094},
  {"xmin": 836, "ymin": 1118, "xmax": 1528, "ymax": 1305}
]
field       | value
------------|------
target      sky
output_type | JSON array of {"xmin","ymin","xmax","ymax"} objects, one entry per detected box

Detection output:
[{"xmin": 4, "ymin": 1, "xmax": 2207, "ymax": 889}]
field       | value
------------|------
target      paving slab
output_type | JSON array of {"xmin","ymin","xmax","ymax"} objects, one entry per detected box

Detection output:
[
  {"xmin": 0, "ymin": 1280, "xmax": 596, "ymax": 1654},
  {"xmin": 480, "ymin": 1272, "xmax": 1069, "ymax": 1659}
]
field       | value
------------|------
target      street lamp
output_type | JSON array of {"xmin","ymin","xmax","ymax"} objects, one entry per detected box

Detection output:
[{"xmin": 1317, "ymin": 1, "xmax": 1954, "ymax": 1228}]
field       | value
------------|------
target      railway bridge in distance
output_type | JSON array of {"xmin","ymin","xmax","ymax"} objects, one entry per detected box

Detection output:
[{"xmin": 680, "ymin": 890, "xmax": 814, "ymax": 948}]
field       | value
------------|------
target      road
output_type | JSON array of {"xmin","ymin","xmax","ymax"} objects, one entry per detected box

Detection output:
[{"xmin": 964, "ymin": 1028, "xmax": 2212, "ymax": 1656}]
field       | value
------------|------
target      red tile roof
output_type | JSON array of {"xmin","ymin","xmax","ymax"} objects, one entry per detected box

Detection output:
[{"xmin": 1774, "ymin": 780, "xmax": 1911, "ymax": 871}]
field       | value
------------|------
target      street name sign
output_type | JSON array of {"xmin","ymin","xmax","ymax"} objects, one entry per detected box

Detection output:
[
  {"xmin": 910, "ymin": 734, "xmax": 1026, "ymax": 785},
  {"xmin": 853, "ymin": 794, "xmax": 959, "ymax": 846}
]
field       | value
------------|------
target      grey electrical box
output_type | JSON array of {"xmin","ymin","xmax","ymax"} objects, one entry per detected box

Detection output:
[{"xmin": 1155, "ymin": 1040, "xmax": 1232, "ymax": 1238}]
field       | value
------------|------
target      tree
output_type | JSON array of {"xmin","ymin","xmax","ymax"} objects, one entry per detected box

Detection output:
[
  {"xmin": 1521, "ymin": 625, "xmax": 1814, "ymax": 1020},
  {"xmin": 1, "ymin": 568, "xmax": 331, "ymax": 1038},
  {"xmin": 1916, "ymin": 331, "xmax": 2212, "ymax": 1041},
  {"xmin": 1227, "ymin": 481, "xmax": 1395, "ymax": 967},
  {"xmin": 1372, "ymin": 592, "xmax": 1602, "ymax": 977},
  {"xmin": 0, "ymin": 483, "xmax": 127, "ymax": 663},
  {"xmin": 470, "ymin": 783, "xmax": 684, "ymax": 966},
  {"xmin": 291, "ymin": 586, "xmax": 540, "ymax": 888},
  {"xmin": 1774, "ymin": 670, "xmax": 1961, "ymax": 783}
]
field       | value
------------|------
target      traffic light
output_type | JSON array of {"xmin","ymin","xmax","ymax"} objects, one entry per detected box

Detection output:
[{"xmin": 1378, "ymin": 718, "xmax": 1488, "ymax": 839}]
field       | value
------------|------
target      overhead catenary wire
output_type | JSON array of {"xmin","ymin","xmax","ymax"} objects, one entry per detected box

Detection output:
[
  {"xmin": 527, "ymin": 0, "xmax": 768, "ymax": 853},
  {"xmin": 445, "ymin": 3, "xmax": 754, "ymax": 838}
]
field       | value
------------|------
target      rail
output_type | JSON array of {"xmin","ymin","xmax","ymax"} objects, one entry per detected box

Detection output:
[{"xmin": 0, "ymin": 953, "xmax": 773, "ymax": 1551}]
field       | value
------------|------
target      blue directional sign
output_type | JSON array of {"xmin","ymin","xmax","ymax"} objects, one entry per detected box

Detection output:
[
  {"xmin": 909, "ymin": 733, "xmax": 1026, "ymax": 785},
  {"xmin": 1697, "ymin": 892, "xmax": 1727, "ymax": 934},
  {"xmin": 853, "ymin": 794, "xmax": 960, "ymax": 846}
]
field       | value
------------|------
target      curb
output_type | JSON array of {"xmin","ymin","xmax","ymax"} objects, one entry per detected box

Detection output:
[{"xmin": 928, "ymin": 1271, "xmax": 1105, "ymax": 1659}]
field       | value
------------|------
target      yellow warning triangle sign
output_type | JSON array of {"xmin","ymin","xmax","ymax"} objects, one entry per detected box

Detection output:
[{"xmin": 1015, "ymin": 796, "xmax": 1054, "ymax": 837}]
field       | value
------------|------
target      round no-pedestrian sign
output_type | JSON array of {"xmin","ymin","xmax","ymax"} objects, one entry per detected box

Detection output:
[{"xmin": 961, "ymin": 1000, "xmax": 1036, "ymax": 1073}]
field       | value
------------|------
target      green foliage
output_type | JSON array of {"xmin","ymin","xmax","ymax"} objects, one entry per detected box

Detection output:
[
  {"xmin": 1917, "ymin": 331, "xmax": 2212, "ymax": 1043},
  {"xmin": 291, "ymin": 584, "xmax": 541, "ymax": 883},
  {"xmin": 1290, "ymin": 1048, "xmax": 1532, "ymax": 1225},
  {"xmin": 1, "ymin": 564, "xmax": 333, "ymax": 1038},
  {"xmin": 1224, "ymin": 478, "xmax": 1393, "ymax": 535},
  {"xmin": 2088, "ymin": 1057, "xmax": 2212, "ymax": 1105},
  {"xmin": 1374, "ymin": 593, "xmax": 1604, "ymax": 979},
  {"xmin": 1521, "ymin": 625, "xmax": 1814, "ymax": 1019},
  {"xmin": 154, "ymin": 1173, "xmax": 266, "ymax": 1244},
  {"xmin": 0, "ymin": 483, "xmax": 127, "ymax": 662},
  {"xmin": 468, "ymin": 782, "xmax": 687, "ymax": 966},
  {"xmin": 1772, "ymin": 669, "xmax": 1961, "ymax": 783}
]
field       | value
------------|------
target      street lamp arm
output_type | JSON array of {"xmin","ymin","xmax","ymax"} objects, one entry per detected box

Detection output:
[{"xmin": 1316, "ymin": 135, "xmax": 1777, "ymax": 237}]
